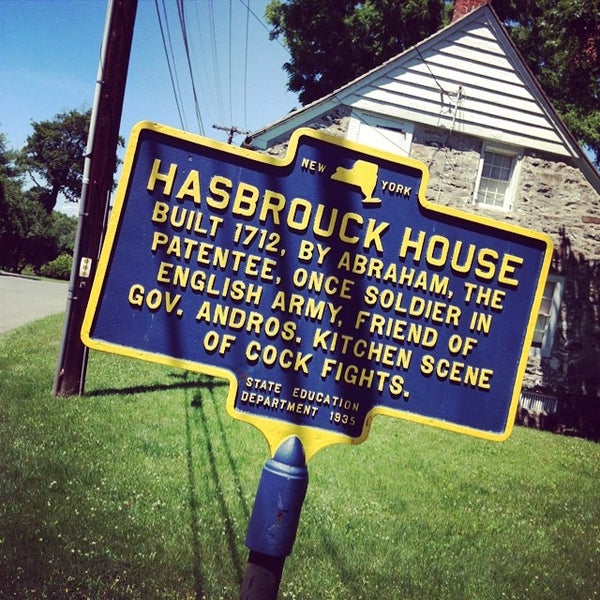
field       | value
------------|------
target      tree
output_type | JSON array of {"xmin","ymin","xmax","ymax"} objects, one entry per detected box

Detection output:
[
  {"xmin": 266, "ymin": 0, "xmax": 599, "ymax": 165},
  {"xmin": 0, "ymin": 132, "xmax": 19, "ymax": 181},
  {"xmin": 0, "ymin": 132, "xmax": 25, "ymax": 270},
  {"xmin": 265, "ymin": 0, "xmax": 447, "ymax": 105},
  {"xmin": 50, "ymin": 211, "xmax": 78, "ymax": 257},
  {"xmin": 0, "ymin": 131, "xmax": 78, "ymax": 273},
  {"xmin": 0, "ymin": 182, "xmax": 55, "ymax": 273},
  {"xmin": 18, "ymin": 109, "xmax": 90, "ymax": 213},
  {"xmin": 492, "ymin": 0, "xmax": 600, "ymax": 165}
]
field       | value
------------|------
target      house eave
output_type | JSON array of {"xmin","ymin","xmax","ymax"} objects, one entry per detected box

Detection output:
[{"xmin": 246, "ymin": 5, "xmax": 599, "ymax": 194}]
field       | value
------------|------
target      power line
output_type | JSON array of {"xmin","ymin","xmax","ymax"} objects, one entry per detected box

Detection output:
[
  {"xmin": 189, "ymin": 0, "xmax": 218, "ymax": 125},
  {"xmin": 176, "ymin": 0, "xmax": 205, "ymax": 135},
  {"xmin": 153, "ymin": 1, "xmax": 291, "ymax": 138},
  {"xmin": 228, "ymin": 0, "xmax": 234, "ymax": 124},
  {"xmin": 243, "ymin": 0, "xmax": 250, "ymax": 127},
  {"xmin": 237, "ymin": 0, "xmax": 289, "ymax": 54},
  {"xmin": 207, "ymin": 0, "xmax": 225, "ymax": 126},
  {"xmin": 154, "ymin": 0, "xmax": 186, "ymax": 130},
  {"xmin": 415, "ymin": 45, "xmax": 454, "ymax": 104}
]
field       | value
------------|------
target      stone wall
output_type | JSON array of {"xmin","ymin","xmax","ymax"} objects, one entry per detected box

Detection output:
[
  {"xmin": 410, "ymin": 126, "xmax": 600, "ymax": 399},
  {"xmin": 255, "ymin": 109, "xmax": 600, "ymax": 400},
  {"xmin": 259, "ymin": 115, "xmax": 600, "ymax": 262}
]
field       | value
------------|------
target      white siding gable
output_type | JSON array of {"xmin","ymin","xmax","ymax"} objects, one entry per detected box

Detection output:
[
  {"xmin": 250, "ymin": 7, "xmax": 584, "ymax": 163},
  {"xmin": 341, "ymin": 12, "xmax": 576, "ymax": 157}
]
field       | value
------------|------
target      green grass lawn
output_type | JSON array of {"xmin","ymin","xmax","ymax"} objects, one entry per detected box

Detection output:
[{"xmin": 1, "ymin": 315, "xmax": 599, "ymax": 599}]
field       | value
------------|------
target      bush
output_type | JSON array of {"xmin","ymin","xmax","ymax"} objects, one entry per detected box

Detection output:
[
  {"xmin": 39, "ymin": 254, "xmax": 72, "ymax": 280},
  {"xmin": 20, "ymin": 265, "xmax": 37, "ymax": 277}
]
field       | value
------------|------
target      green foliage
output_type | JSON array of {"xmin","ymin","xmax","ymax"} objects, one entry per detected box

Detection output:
[
  {"xmin": 265, "ymin": 0, "xmax": 445, "ymax": 104},
  {"xmin": 0, "ymin": 133, "xmax": 25, "ymax": 269},
  {"xmin": 0, "ymin": 178, "xmax": 24, "ymax": 271},
  {"xmin": 493, "ymin": 0, "xmax": 600, "ymax": 164},
  {"xmin": 0, "ymin": 189, "xmax": 55, "ymax": 272},
  {"xmin": 266, "ymin": 0, "xmax": 599, "ymax": 164},
  {"xmin": 17, "ymin": 108, "xmax": 90, "ymax": 212},
  {"xmin": 0, "ymin": 193, "xmax": 75, "ymax": 274},
  {"xmin": 0, "ymin": 108, "xmax": 112, "ymax": 272},
  {"xmin": 49, "ymin": 211, "xmax": 78, "ymax": 256},
  {"xmin": 0, "ymin": 316, "xmax": 599, "ymax": 599},
  {"xmin": 39, "ymin": 254, "xmax": 73, "ymax": 280},
  {"xmin": 0, "ymin": 129, "xmax": 78, "ymax": 273},
  {"xmin": 0, "ymin": 132, "xmax": 20, "ymax": 180}
]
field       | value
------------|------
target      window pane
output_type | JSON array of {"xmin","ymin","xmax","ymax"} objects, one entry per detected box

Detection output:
[
  {"xmin": 477, "ymin": 177, "xmax": 509, "ymax": 207},
  {"xmin": 533, "ymin": 313, "xmax": 548, "ymax": 344},
  {"xmin": 532, "ymin": 280, "xmax": 559, "ymax": 349},
  {"xmin": 488, "ymin": 153, "xmax": 512, "ymax": 180},
  {"xmin": 539, "ymin": 297, "xmax": 552, "ymax": 314},
  {"xmin": 477, "ymin": 150, "xmax": 514, "ymax": 208},
  {"xmin": 539, "ymin": 281, "xmax": 554, "ymax": 315}
]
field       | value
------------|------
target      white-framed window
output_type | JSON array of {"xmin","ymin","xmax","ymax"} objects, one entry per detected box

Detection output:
[
  {"xmin": 531, "ymin": 275, "xmax": 564, "ymax": 358},
  {"xmin": 346, "ymin": 109, "xmax": 414, "ymax": 157},
  {"xmin": 474, "ymin": 144, "xmax": 522, "ymax": 211}
]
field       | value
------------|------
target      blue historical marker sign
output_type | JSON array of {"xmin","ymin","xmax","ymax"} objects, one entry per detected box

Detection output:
[{"xmin": 83, "ymin": 123, "xmax": 552, "ymax": 459}]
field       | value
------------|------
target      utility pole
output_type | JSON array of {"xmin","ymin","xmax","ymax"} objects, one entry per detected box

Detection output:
[
  {"xmin": 212, "ymin": 124, "xmax": 250, "ymax": 144},
  {"xmin": 53, "ymin": 0, "xmax": 137, "ymax": 396}
]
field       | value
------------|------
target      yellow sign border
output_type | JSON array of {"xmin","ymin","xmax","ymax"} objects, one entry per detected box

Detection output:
[{"xmin": 82, "ymin": 122, "xmax": 553, "ymax": 460}]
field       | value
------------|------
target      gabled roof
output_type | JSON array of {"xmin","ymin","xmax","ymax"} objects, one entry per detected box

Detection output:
[{"xmin": 248, "ymin": 5, "xmax": 600, "ymax": 192}]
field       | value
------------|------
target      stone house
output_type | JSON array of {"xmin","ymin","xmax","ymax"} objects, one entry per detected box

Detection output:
[{"xmin": 244, "ymin": 1, "xmax": 600, "ymax": 437}]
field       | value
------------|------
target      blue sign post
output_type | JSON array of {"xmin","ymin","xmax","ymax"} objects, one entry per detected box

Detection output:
[{"xmin": 82, "ymin": 123, "xmax": 552, "ymax": 596}]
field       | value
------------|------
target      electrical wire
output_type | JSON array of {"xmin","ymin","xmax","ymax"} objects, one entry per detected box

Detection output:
[
  {"xmin": 154, "ymin": 0, "xmax": 187, "ymax": 130},
  {"xmin": 243, "ymin": 0, "xmax": 250, "ymax": 128},
  {"xmin": 435, "ymin": 85, "xmax": 464, "ymax": 202},
  {"xmin": 237, "ymin": 0, "xmax": 290, "ymax": 53},
  {"xmin": 415, "ymin": 45, "xmax": 454, "ymax": 105},
  {"xmin": 152, "ymin": 1, "xmax": 291, "ymax": 139},
  {"xmin": 228, "ymin": 0, "xmax": 234, "ymax": 124},
  {"xmin": 189, "ymin": 1, "xmax": 218, "ymax": 124},
  {"xmin": 176, "ymin": 0, "xmax": 205, "ymax": 135},
  {"xmin": 207, "ymin": 0, "xmax": 225, "ymax": 125}
]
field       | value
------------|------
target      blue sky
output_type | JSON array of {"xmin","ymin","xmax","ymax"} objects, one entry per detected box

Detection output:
[{"xmin": 0, "ymin": 0, "xmax": 299, "ymax": 212}]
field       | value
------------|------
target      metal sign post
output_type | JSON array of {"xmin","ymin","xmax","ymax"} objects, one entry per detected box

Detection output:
[
  {"xmin": 81, "ymin": 122, "xmax": 552, "ymax": 594},
  {"xmin": 240, "ymin": 436, "xmax": 308, "ymax": 599}
]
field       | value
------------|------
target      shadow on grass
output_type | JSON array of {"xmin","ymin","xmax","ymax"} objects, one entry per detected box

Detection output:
[
  {"xmin": 85, "ymin": 373, "xmax": 228, "ymax": 398},
  {"xmin": 183, "ymin": 381, "xmax": 207, "ymax": 599},
  {"xmin": 180, "ymin": 372, "xmax": 246, "ymax": 598},
  {"xmin": 195, "ymin": 384, "xmax": 252, "ymax": 521},
  {"xmin": 87, "ymin": 371, "xmax": 246, "ymax": 597}
]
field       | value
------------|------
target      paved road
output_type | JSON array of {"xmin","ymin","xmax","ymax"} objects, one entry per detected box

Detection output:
[{"xmin": 0, "ymin": 273, "xmax": 68, "ymax": 334}]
